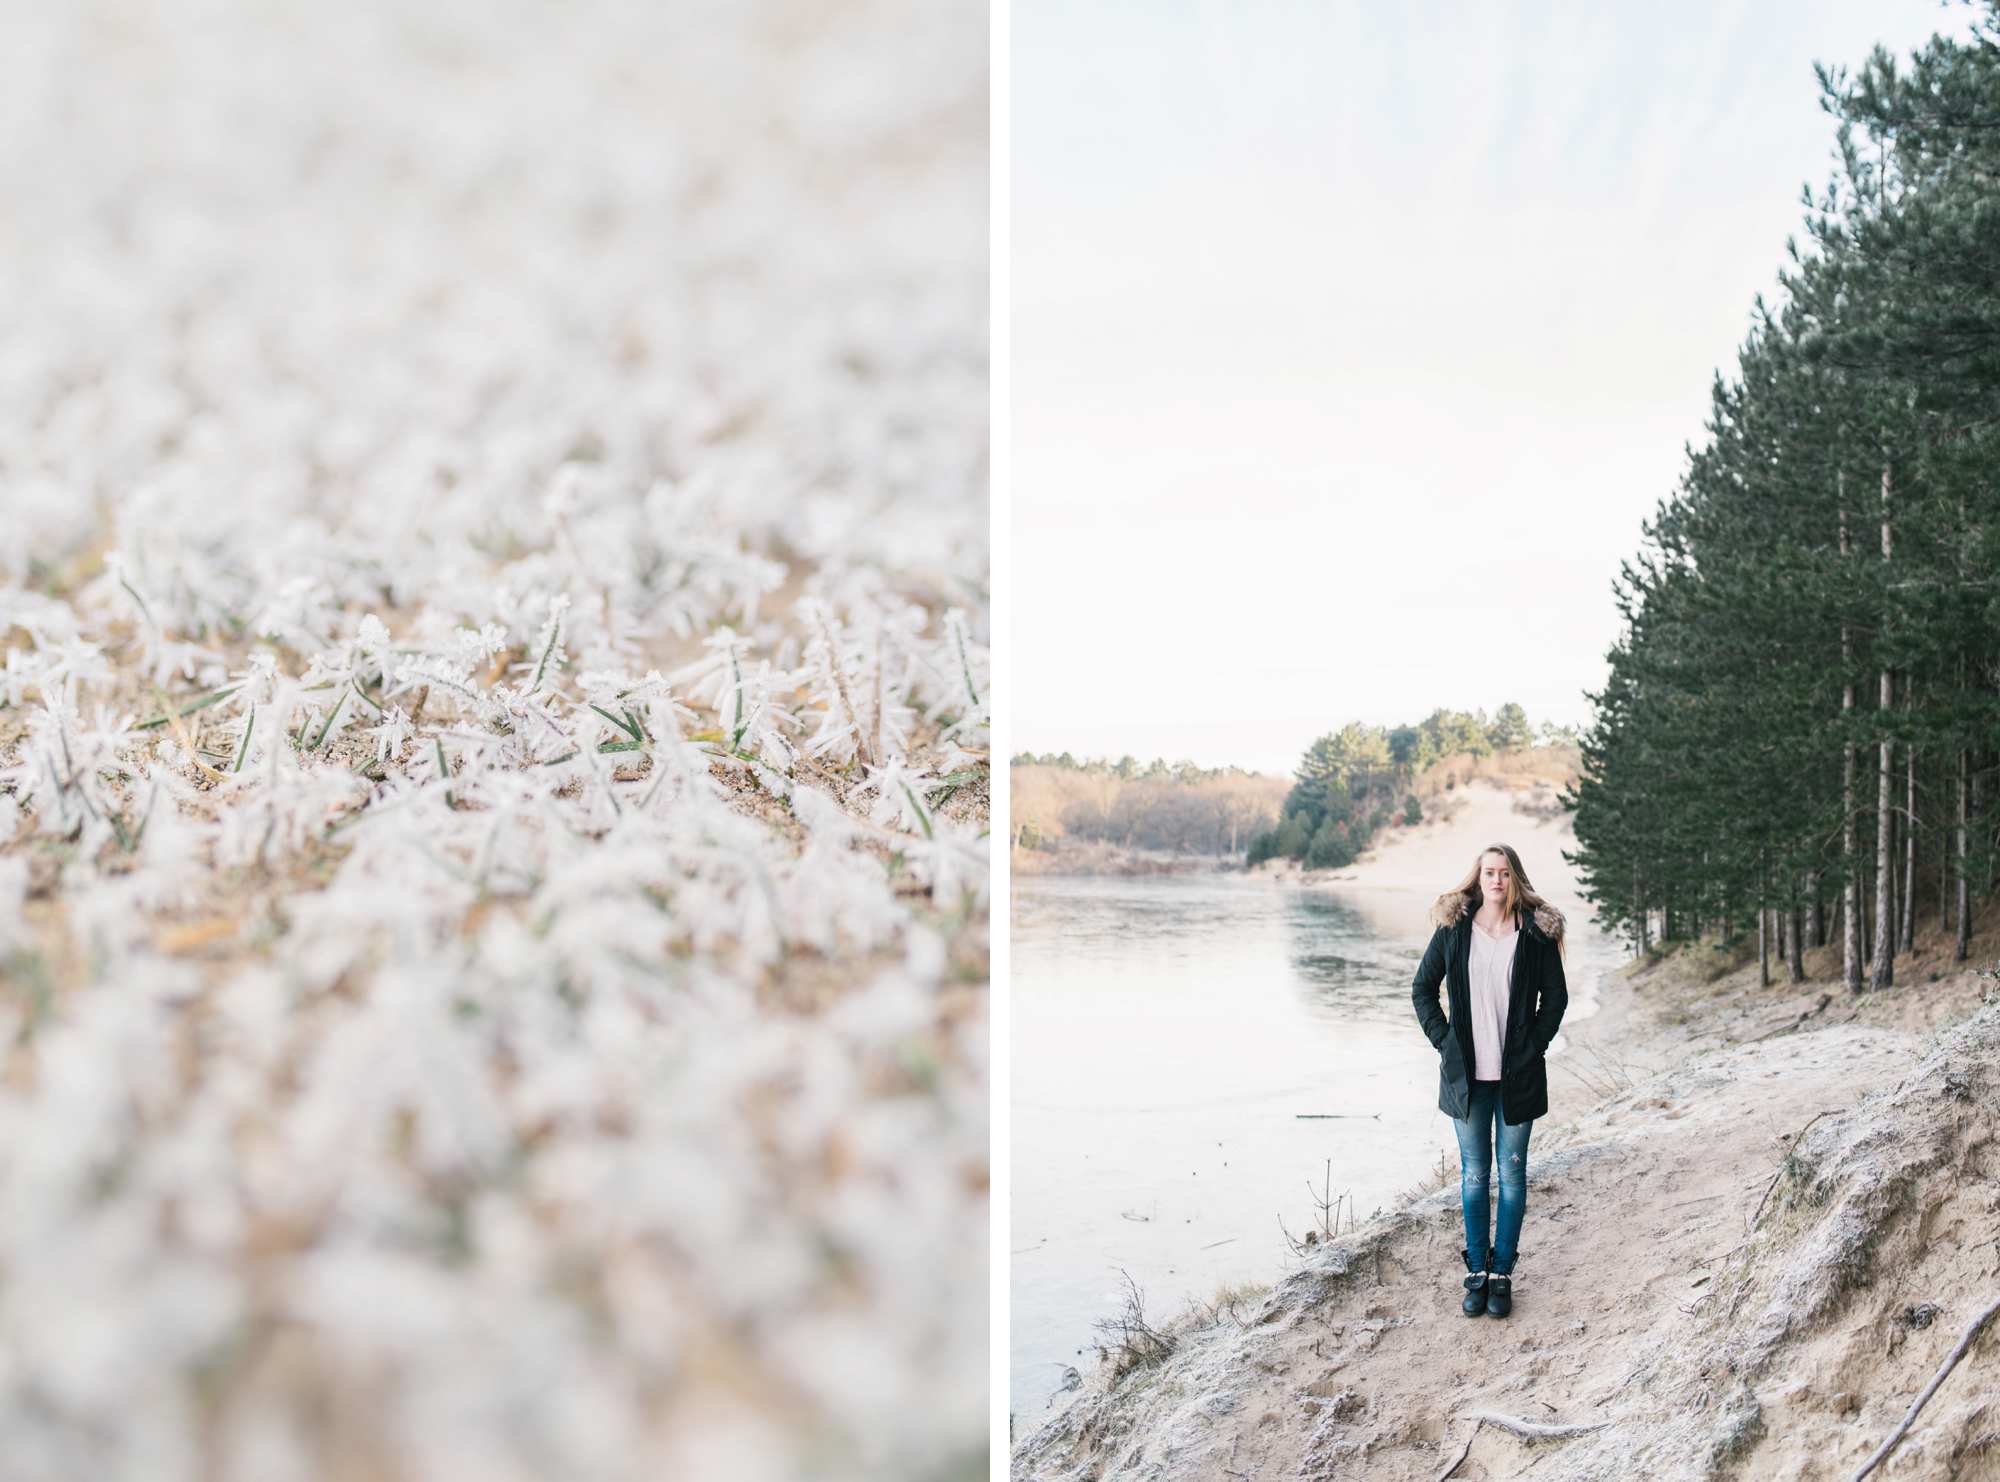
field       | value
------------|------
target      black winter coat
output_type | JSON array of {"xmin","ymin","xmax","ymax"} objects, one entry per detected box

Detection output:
[{"xmin": 1410, "ymin": 891, "xmax": 1568, "ymax": 1124}]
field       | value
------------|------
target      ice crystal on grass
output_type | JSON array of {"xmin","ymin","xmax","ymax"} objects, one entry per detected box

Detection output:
[{"xmin": 0, "ymin": 2, "xmax": 986, "ymax": 1478}]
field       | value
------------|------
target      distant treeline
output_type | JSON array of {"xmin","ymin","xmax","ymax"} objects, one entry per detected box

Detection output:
[
  {"xmin": 1249, "ymin": 706, "xmax": 1578, "ymax": 870},
  {"xmin": 1012, "ymin": 708, "xmax": 1580, "ymax": 864},
  {"xmin": 1569, "ymin": 22, "xmax": 2000, "ymax": 986},
  {"xmin": 1009, "ymin": 756, "xmax": 1285, "ymax": 857},
  {"xmin": 1007, "ymin": 754, "xmax": 1261, "ymax": 785}
]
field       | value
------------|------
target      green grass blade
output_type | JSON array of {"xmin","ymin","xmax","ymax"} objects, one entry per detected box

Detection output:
[
  {"xmin": 899, "ymin": 781, "xmax": 935, "ymax": 840},
  {"xmin": 131, "ymin": 684, "xmax": 242, "ymax": 731},
  {"xmin": 231, "ymin": 706, "xmax": 257, "ymax": 772},
  {"xmin": 588, "ymin": 703, "xmax": 643, "ymax": 742},
  {"xmin": 308, "ymin": 688, "xmax": 350, "ymax": 751}
]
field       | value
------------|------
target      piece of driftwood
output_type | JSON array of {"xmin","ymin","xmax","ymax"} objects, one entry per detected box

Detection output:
[
  {"xmin": 1434, "ymin": 1409, "xmax": 1612, "ymax": 1480},
  {"xmin": 1851, "ymin": 1293, "xmax": 2000, "ymax": 1482},
  {"xmin": 1460, "ymin": 1410, "xmax": 1611, "ymax": 1441}
]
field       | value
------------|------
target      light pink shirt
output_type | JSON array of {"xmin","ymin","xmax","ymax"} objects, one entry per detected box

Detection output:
[{"xmin": 1466, "ymin": 919, "xmax": 1518, "ymax": 1080}]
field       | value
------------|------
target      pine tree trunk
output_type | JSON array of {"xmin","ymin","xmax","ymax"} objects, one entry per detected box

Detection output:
[
  {"xmin": 1977, "ymin": 762, "xmax": 1988, "ymax": 897},
  {"xmin": 1873, "ymin": 737, "xmax": 1895, "ymax": 992},
  {"xmin": 1976, "ymin": 756, "xmax": 1992, "ymax": 896},
  {"xmin": 1901, "ymin": 736, "xmax": 1917, "ymax": 954},
  {"xmin": 1941, "ymin": 799, "xmax": 1951, "ymax": 934},
  {"xmin": 1787, "ymin": 895, "xmax": 1805, "ymax": 982},
  {"xmin": 1871, "ymin": 465, "xmax": 1894, "ymax": 992},
  {"xmin": 1982, "ymin": 759, "xmax": 1993, "ymax": 896},
  {"xmin": 1862, "ymin": 865, "xmax": 1872, "ymax": 965},
  {"xmin": 1958, "ymin": 747, "xmax": 1972, "ymax": 963},
  {"xmin": 1809, "ymin": 869, "xmax": 1825, "ymax": 950},
  {"xmin": 1758, "ymin": 870, "xmax": 1769, "ymax": 988},
  {"xmin": 1841, "ymin": 504, "xmax": 1863, "ymax": 993}
]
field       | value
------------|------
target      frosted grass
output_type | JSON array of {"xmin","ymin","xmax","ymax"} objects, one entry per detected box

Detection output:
[{"xmin": 0, "ymin": 3, "xmax": 988, "ymax": 1479}]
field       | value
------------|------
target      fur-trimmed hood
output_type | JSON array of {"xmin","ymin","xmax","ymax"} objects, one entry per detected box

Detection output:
[{"xmin": 1429, "ymin": 889, "xmax": 1565, "ymax": 944}]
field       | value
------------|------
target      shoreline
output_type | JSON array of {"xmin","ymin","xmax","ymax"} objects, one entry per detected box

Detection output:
[
  {"xmin": 1013, "ymin": 792, "xmax": 2000, "ymax": 1480},
  {"xmin": 1011, "ymin": 777, "xmax": 1566, "ymax": 885},
  {"xmin": 1010, "ymin": 845, "xmax": 1241, "ymax": 878}
]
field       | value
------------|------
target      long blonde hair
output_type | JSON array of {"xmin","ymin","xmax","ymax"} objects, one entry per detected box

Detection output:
[{"xmin": 1443, "ymin": 842, "xmax": 1565, "ymax": 956}]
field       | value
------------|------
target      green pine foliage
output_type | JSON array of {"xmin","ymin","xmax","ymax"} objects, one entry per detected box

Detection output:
[
  {"xmin": 1247, "ymin": 704, "xmax": 1556, "ymax": 866},
  {"xmin": 1569, "ymin": 11, "xmax": 2000, "ymax": 980}
]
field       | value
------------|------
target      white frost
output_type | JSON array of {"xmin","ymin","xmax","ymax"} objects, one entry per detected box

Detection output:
[{"xmin": 0, "ymin": 1, "xmax": 987, "ymax": 1477}]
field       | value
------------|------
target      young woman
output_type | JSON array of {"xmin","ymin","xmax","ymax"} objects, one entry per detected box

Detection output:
[{"xmin": 1410, "ymin": 843, "xmax": 1567, "ymax": 1319}]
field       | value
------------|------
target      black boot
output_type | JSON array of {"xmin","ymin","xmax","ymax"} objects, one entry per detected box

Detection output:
[
  {"xmin": 1484, "ymin": 1255, "xmax": 1513, "ymax": 1318},
  {"xmin": 1460, "ymin": 1249, "xmax": 1487, "ymax": 1317}
]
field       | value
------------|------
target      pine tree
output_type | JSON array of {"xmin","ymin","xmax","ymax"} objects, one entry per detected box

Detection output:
[{"xmin": 1573, "ymin": 11, "xmax": 2000, "ymax": 969}]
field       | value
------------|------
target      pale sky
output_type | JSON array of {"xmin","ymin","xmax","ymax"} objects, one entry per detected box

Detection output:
[{"xmin": 1013, "ymin": 0, "xmax": 1969, "ymax": 778}]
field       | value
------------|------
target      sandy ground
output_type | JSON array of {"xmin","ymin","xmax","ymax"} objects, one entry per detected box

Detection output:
[{"xmin": 1015, "ymin": 787, "xmax": 2000, "ymax": 1481}]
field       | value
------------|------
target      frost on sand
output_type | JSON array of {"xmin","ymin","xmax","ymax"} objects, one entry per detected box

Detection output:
[{"xmin": 0, "ymin": 3, "xmax": 988, "ymax": 1479}]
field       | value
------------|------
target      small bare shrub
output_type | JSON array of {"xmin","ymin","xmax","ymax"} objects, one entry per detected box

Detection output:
[{"xmin": 1093, "ymin": 1269, "xmax": 1178, "ymax": 1383}]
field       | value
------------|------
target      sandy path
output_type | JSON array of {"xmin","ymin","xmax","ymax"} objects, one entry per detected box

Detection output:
[{"xmin": 1015, "ymin": 978, "xmax": 1919, "ymax": 1479}]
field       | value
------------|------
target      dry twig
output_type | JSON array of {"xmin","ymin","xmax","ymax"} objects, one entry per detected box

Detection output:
[
  {"xmin": 1091, "ymin": 1269, "xmax": 1176, "ymax": 1378},
  {"xmin": 1280, "ymin": 1158, "xmax": 1351, "ymax": 1256},
  {"xmin": 1747, "ymin": 992, "xmax": 1833, "ymax": 1043},
  {"xmin": 1851, "ymin": 1293, "xmax": 2000, "ymax": 1482},
  {"xmin": 1747, "ymin": 1108, "xmax": 1839, "ymax": 1232}
]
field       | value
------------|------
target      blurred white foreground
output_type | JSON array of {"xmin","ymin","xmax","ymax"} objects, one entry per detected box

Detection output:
[{"xmin": 0, "ymin": 3, "xmax": 988, "ymax": 1478}]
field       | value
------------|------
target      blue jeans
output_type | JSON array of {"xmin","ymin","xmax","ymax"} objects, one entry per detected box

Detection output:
[{"xmin": 1451, "ymin": 1079, "xmax": 1532, "ymax": 1275}]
